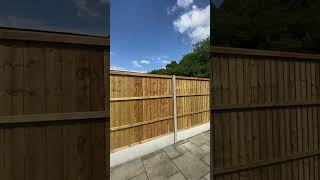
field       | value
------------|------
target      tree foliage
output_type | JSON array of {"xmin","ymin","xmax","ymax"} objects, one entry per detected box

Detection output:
[
  {"xmin": 212, "ymin": 0, "xmax": 320, "ymax": 53},
  {"xmin": 149, "ymin": 37, "xmax": 210, "ymax": 78}
]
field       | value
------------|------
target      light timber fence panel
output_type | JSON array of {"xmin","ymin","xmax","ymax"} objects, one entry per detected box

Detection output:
[
  {"xmin": 0, "ymin": 27, "xmax": 109, "ymax": 180},
  {"xmin": 110, "ymin": 71, "xmax": 210, "ymax": 151},
  {"xmin": 176, "ymin": 77, "xmax": 210, "ymax": 130},
  {"xmin": 210, "ymin": 46, "xmax": 320, "ymax": 180}
]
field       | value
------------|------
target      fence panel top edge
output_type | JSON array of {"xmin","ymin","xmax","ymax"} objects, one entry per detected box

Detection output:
[
  {"xmin": 211, "ymin": 46, "xmax": 320, "ymax": 60},
  {"xmin": 0, "ymin": 27, "xmax": 109, "ymax": 47},
  {"xmin": 110, "ymin": 70, "xmax": 210, "ymax": 81}
]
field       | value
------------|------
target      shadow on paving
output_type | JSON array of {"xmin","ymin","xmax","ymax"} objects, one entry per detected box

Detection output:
[{"xmin": 110, "ymin": 131, "xmax": 210, "ymax": 180}]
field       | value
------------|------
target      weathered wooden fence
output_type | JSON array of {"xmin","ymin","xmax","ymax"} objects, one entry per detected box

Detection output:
[
  {"xmin": 110, "ymin": 71, "xmax": 210, "ymax": 151},
  {"xmin": 0, "ymin": 27, "xmax": 109, "ymax": 180},
  {"xmin": 211, "ymin": 46, "xmax": 320, "ymax": 180}
]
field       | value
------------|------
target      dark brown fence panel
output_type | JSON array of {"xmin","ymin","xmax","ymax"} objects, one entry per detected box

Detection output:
[
  {"xmin": 211, "ymin": 46, "xmax": 320, "ymax": 180},
  {"xmin": 0, "ymin": 27, "xmax": 109, "ymax": 180}
]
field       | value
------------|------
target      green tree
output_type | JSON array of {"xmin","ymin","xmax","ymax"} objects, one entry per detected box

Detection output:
[
  {"xmin": 211, "ymin": 0, "xmax": 320, "ymax": 53},
  {"xmin": 149, "ymin": 37, "xmax": 210, "ymax": 78}
]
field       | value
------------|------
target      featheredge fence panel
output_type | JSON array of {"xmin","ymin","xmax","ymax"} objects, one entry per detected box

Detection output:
[
  {"xmin": 110, "ymin": 71, "xmax": 210, "ymax": 151},
  {"xmin": 0, "ymin": 27, "xmax": 109, "ymax": 180},
  {"xmin": 210, "ymin": 46, "xmax": 320, "ymax": 180}
]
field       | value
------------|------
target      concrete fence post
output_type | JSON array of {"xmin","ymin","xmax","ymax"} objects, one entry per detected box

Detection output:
[{"xmin": 172, "ymin": 75, "xmax": 178, "ymax": 143}]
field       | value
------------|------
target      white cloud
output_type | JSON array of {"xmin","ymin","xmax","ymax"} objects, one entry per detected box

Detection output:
[
  {"xmin": 132, "ymin": 61, "xmax": 142, "ymax": 68},
  {"xmin": 111, "ymin": 66, "xmax": 128, "ymax": 71},
  {"xmin": 161, "ymin": 60, "xmax": 171, "ymax": 64},
  {"xmin": 167, "ymin": 0, "xmax": 194, "ymax": 15},
  {"xmin": 140, "ymin": 60, "xmax": 150, "ymax": 64},
  {"xmin": 177, "ymin": 0, "xmax": 193, "ymax": 8},
  {"xmin": 173, "ymin": 5, "xmax": 210, "ymax": 43}
]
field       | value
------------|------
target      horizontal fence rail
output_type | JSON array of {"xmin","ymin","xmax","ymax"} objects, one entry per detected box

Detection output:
[
  {"xmin": 211, "ymin": 46, "xmax": 320, "ymax": 180},
  {"xmin": 110, "ymin": 70, "xmax": 210, "ymax": 151}
]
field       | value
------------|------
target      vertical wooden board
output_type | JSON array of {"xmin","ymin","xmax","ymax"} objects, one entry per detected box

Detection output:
[
  {"xmin": 75, "ymin": 48, "xmax": 91, "ymax": 112},
  {"xmin": 265, "ymin": 58, "xmax": 274, "ymax": 179},
  {"xmin": 62, "ymin": 47, "xmax": 76, "ymax": 113},
  {"xmin": 270, "ymin": 59, "xmax": 280, "ymax": 177},
  {"xmin": 0, "ymin": 128, "xmax": 4, "ymax": 180},
  {"xmin": 213, "ymin": 55, "xmax": 222, "ymax": 106},
  {"xmin": 301, "ymin": 60, "xmax": 310, "ymax": 180},
  {"xmin": 220, "ymin": 57, "xmax": 231, "ymax": 177},
  {"xmin": 47, "ymin": 124, "xmax": 64, "ymax": 180},
  {"xmin": 236, "ymin": 56, "xmax": 247, "ymax": 179},
  {"xmin": 92, "ymin": 120, "xmax": 106, "ymax": 180},
  {"xmin": 45, "ymin": 46, "xmax": 62, "ymax": 113},
  {"xmin": 27, "ymin": 126, "xmax": 48, "ymax": 180},
  {"xmin": 11, "ymin": 44, "xmax": 25, "ymax": 115},
  {"xmin": 63, "ymin": 123, "xmax": 79, "ymax": 180},
  {"xmin": 307, "ymin": 62, "xmax": 314, "ymax": 153},
  {"xmin": 78, "ymin": 122, "xmax": 93, "ymax": 180},
  {"xmin": 11, "ymin": 127, "xmax": 26, "ymax": 180},
  {"xmin": 0, "ymin": 44, "xmax": 12, "ymax": 116},
  {"xmin": 24, "ymin": 44, "xmax": 46, "ymax": 114},
  {"xmin": 258, "ymin": 57, "xmax": 266, "ymax": 161},
  {"xmin": 244, "ymin": 57, "xmax": 253, "ymax": 179}
]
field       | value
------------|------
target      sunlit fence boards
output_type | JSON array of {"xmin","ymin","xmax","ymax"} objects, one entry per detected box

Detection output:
[
  {"xmin": 110, "ymin": 71, "xmax": 210, "ymax": 151},
  {"xmin": 211, "ymin": 46, "xmax": 320, "ymax": 180}
]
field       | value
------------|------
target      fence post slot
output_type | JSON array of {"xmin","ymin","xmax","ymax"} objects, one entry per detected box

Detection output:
[{"xmin": 172, "ymin": 75, "xmax": 178, "ymax": 143}]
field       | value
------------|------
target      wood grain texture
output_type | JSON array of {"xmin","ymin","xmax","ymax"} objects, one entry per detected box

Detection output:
[
  {"xmin": 110, "ymin": 71, "xmax": 210, "ymax": 151},
  {"xmin": 211, "ymin": 47, "xmax": 320, "ymax": 180},
  {"xmin": 0, "ymin": 29, "xmax": 108, "ymax": 180}
]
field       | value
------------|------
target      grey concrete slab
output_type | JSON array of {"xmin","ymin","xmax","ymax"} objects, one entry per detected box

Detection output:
[
  {"xmin": 130, "ymin": 173, "xmax": 148, "ymax": 180},
  {"xmin": 199, "ymin": 143, "xmax": 210, "ymax": 153},
  {"xmin": 182, "ymin": 142, "xmax": 207, "ymax": 158},
  {"xmin": 111, "ymin": 158, "xmax": 146, "ymax": 180},
  {"xmin": 168, "ymin": 172, "xmax": 186, "ymax": 180},
  {"xmin": 188, "ymin": 133, "xmax": 209, "ymax": 146},
  {"xmin": 201, "ymin": 153, "xmax": 210, "ymax": 165},
  {"xmin": 113, "ymin": 131, "xmax": 210, "ymax": 180},
  {"xmin": 175, "ymin": 143, "xmax": 190, "ymax": 154},
  {"xmin": 142, "ymin": 150, "xmax": 164, "ymax": 161},
  {"xmin": 143, "ymin": 151, "xmax": 179, "ymax": 180},
  {"xmin": 204, "ymin": 173, "xmax": 210, "ymax": 179},
  {"xmin": 163, "ymin": 145, "xmax": 181, "ymax": 159},
  {"xmin": 173, "ymin": 152, "xmax": 210, "ymax": 180}
]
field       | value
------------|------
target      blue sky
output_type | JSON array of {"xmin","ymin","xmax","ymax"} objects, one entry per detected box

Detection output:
[
  {"xmin": 0, "ymin": 0, "xmax": 109, "ymax": 37},
  {"xmin": 111, "ymin": 0, "xmax": 210, "ymax": 73}
]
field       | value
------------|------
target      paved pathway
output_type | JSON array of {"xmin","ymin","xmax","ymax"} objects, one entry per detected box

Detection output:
[{"xmin": 111, "ymin": 131, "xmax": 210, "ymax": 180}]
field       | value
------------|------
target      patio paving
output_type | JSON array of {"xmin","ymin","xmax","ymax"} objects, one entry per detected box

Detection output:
[{"xmin": 110, "ymin": 131, "xmax": 210, "ymax": 180}]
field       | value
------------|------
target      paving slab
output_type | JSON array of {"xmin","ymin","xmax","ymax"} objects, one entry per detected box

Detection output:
[
  {"xmin": 204, "ymin": 173, "xmax": 210, "ymax": 179},
  {"xmin": 173, "ymin": 152, "xmax": 210, "ymax": 180},
  {"xmin": 112, "ymin": 131, "xmax": 210, "ymax": 180},
  {"xmin": 111, "ymin": 158, "xmax": 145, "ymax": 180},
  {"xmin": 199, "ymin": 143, "xmax": 210, "ymax": 153},
  {"xmin": 175, "ymin": 143, "xmax": 190, "ymax": 154},
  {"xmin": 182, "ymin": 142, "xmax": 207, "ymax": 158},
  {"xmin": 168, "ymin": 172, "xmax": 187, "ymax": 180},
  {"xmin": 201, "ymin": 153, "xmax": 210, "ymax": 165},
  {"xmin": 130, "ymin": 173, "xmax": 148, "ymax": 180},
  {"xmin": 163, "ymin": 145, "xmax": 181, "ymax": 159},
  {"xmin": 188, "ymin": 133, "xmax": 209, "ymax": 146},
  {"xmin": 143, "ymin": 151, "xmax": 179, "ymax": 180}
]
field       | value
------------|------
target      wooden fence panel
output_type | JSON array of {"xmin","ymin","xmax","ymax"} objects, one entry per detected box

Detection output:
[
  {"xmin": 176, "ymin": 77, "xmax": 210, "ymax": 131},
  {"xmin": 110, "ymin": 71, "xmax": 210, "ymax": 151},
  {"xmin": 0, "ymin": 27, "xmax": 109, "ymax": 180},
  {"xmin": 211, "ymin": 46, "xmax": 320, "ymax": 180}
]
